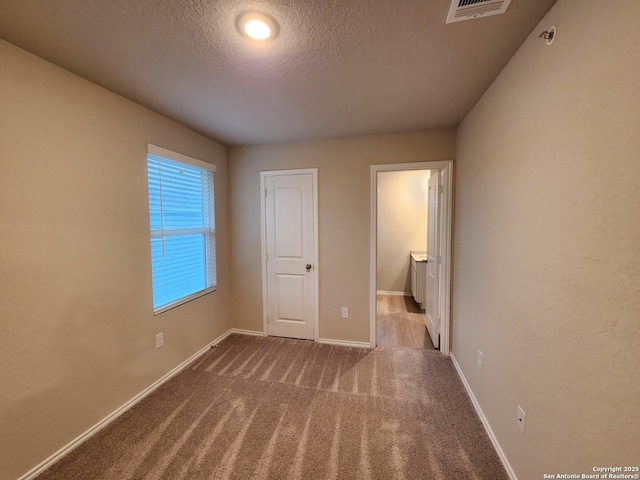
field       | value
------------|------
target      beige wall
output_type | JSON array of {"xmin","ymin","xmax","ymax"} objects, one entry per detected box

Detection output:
[
  {"xmin": 0, "ymin": 40, "xmax": 231, "ymax": 479},
  {"xmin": 377, "ymin": 170, "xmax": 430, "ymax": 293},
  {"xmin": 453, "ymin": 1, "xmax": 640, "ymax": 478},
  {"xmin": 229, "ymin": 131, "xmax": 455, "ymax": 342}
]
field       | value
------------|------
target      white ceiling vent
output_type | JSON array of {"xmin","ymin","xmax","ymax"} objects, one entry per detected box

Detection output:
[{"xmin": 446, "ymin": 0, "xmax": 512, "ymax": 24}]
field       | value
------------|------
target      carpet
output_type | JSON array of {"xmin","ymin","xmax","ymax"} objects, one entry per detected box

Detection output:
[{"xmin": 36, "ymin": 334, "xmax": 508, "ymax": 479}]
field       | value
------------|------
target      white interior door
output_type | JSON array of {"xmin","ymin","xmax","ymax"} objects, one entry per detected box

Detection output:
[
  {"xmin": 264, "ymin": 172, "xmax": 317, "ymax": 340},
  {"xmin": 425, "ymin": 171, "xmax": 440, "ymax": 349}
]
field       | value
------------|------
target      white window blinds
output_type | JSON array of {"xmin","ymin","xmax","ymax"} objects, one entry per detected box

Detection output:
[{"xmin": 146, "ymin": 145, "xmax": 216, "ymax": 313}]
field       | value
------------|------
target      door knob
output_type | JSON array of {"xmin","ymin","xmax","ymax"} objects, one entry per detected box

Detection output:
[{"xmin": 306, "ymin": 264, "xmax": 313, "ymax": 272}]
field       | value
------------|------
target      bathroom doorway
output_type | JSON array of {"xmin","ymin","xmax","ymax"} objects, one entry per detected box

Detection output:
[
  {"xmin": 375, "ymin": 169, "xmax": 434, "ymax": 349},
  {"xmin": 369, "ymin": 161, "xmax": 453, "ymax": 354}
]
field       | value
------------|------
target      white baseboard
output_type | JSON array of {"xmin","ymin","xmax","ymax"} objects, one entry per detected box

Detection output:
[
  {"xmin": 376, "ymin": 290, "xmax": 411, "ymax": 296},
  {"xmin": 318, "ymin": 337, "xmax": 372, "ymax": 349},
  {"xmin": 450, "ymin": 353, "xmax": 518, "ymax": 480},
  {"xmin": 17, "ymin": 328, "xmax": 249, "ymax": 480},
  {"xmin": 18, "ymin": 329, "xmax": 372, "ymax": 479},
  {"xmin": 230, "ymin": 330, "xmax": 370, "ymax": 349},
  {"xmin": 229, "ymin": 328, "xmax": 264, "ymax": 337},
  {"xmin": 230, "ymin": 330, "xmax": 369, "ymax": 350}
]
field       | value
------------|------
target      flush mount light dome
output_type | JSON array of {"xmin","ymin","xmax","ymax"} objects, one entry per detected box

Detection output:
[{"xmin": 236, "ymin": 11, "xmax": 279, "ymax": 41}]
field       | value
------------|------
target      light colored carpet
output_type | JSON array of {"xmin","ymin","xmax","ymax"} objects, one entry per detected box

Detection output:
[{"xmin": 36, "ymin": 334, "xmax": 507, "ymax": 479}]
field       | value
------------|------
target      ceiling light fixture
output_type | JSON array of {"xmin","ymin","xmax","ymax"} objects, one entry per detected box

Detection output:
[{"xmin": 237, "ymin": 12, "xmax": 279, "ymax": 41}]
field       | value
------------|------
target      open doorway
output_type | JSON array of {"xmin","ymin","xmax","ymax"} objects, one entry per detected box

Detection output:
[
  {"xmin": 370, "ymin": 161, "xmax": 453, "ymax": 355},
  {"xmin": 376, "ymin": 169, "xmax": 435, "ymax": 349}
]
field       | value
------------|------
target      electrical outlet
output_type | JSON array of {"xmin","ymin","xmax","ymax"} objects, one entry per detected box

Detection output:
[
  {"xmin": 341, "ymin": 307, "xmax": 349, "ymax": 318},
  {"xmin": 517, "ymin": 406, "xmax": 526, "ymax": 434},
  {"xmin": 156, "ymin": 332, "xmax": 164, "ymax": 349},
  {"xmin": 477, "ymin": 350, "xmax": 483, "ymax": 371}
]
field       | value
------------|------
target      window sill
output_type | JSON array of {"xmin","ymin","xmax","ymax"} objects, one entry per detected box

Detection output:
[{"xmin": 153, "ymin": 287, "xmax": 216, "ymax": 315}]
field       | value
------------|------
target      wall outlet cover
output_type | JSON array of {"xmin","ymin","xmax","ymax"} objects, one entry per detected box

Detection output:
[
  {"xmin": 341, "ymin": 307, "xmax": 349, "ymax": 318},
  {"xmin": 156, "ymin": 332, "xmax": 164, "ymax": 349},
  {"xmin": 517, "ymin": 405, "xmax": 526, "ymax": 434}
]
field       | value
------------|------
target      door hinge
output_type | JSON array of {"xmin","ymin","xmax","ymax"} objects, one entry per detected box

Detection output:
[
  {"xmin": 438, "ymin": 185, "xmax": 443, "ymax": 194},
  {"xmin": 437, "ymin": 256, "xmax": 442, "ymax": 264}
]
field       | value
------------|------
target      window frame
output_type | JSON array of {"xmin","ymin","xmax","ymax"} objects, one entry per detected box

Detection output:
[{"xmin": 146, "ymin": 144, "xmax": 217, "ymax": 315}]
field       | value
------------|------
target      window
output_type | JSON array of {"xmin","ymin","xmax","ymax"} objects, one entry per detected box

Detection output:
[{"xmin": 146, "ymin": 145, "xmax": 216, "ymax": 313}]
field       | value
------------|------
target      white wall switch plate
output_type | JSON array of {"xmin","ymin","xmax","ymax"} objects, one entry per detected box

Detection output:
[
  {"xmin": 156, "ymin": 332, "xmax": 164, "ymax": 349},
  {"xmin": 477, "ymin": 350, "xmax": 483, "ymax": 371},
  {"xmin": 341, "ymin": 307, "xmax": 349, "ymax": 318},
  {"xmin": 517, "ymin": 405, "xmax": 526, "ymax": 434}
]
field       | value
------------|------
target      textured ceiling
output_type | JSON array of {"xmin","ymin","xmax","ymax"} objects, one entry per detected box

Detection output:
[{"xmin": 0, "ymin": 0, "xmax": 556, "ymax": 145}]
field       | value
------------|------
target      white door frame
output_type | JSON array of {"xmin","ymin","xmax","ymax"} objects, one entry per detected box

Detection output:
[
  {"xmin": 260, "ymin": 168, "xmax": 319, "ymax": 341},
  {"xmin": 370, "ymin": 161, "xmax": 453, "ymax": 355}
]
